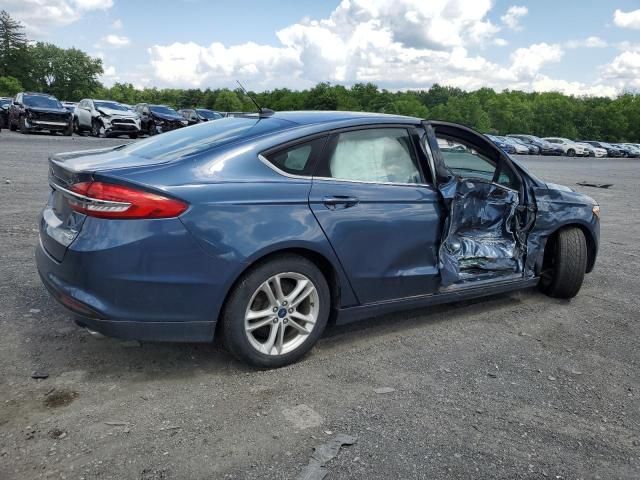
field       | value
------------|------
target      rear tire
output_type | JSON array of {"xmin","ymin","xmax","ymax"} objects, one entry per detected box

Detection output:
[
  {"xmin": 539, "ymin": 227, "xmax": 587, "ymax": 299},
  {"xmin": 220, "ymin": 254, "xmax": 330, "ymax": 368}
]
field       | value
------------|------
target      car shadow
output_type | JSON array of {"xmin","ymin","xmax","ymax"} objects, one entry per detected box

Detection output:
[{"xmin": 18, "ymin": 283, "xmax": 543, "ymax": 382}]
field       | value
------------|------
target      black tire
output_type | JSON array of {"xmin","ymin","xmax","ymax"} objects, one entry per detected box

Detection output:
[
  {"xmin": 19, "ymin": 116, "xmax": 28, "ymax": 134},
  {"xmin": 567, "ymin": 149, "xmax": 575, "ymax": 157},
  {"xmin": 9, "ymin": 116, "xmax": 17, "ymax": 131},
  {"xmin": 147, "ymin": 122, "xmax": 156, "ymax": 136},
  {"xmin": 220, "ymin": 254, "xmax": 330, "ymax": 368},
  {"xmin": 91, "ymin": 119, "xmax": 101, "ymax": 137},
  {"xmin": 128, "ymin": 133, "xmax": 138, "ymax": 139},
  {"xmin": 73, "ymin": 117, "xmax": 81, "ymax": 134},
  {"xmin": 539, "ymin": 228, "xmax": 587, "ymax": 299},
  {"xmin": 64, "ymin": 122, "xmax": 73, "ymax": 136}
]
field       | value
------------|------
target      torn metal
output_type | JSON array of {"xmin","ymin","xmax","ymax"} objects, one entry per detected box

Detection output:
[
  {"xmin": 438, "ymin": 178, "xmax": 523, "ymax": 286},
  {"xmin": 296, "ymin": 433, "xmax": 357, "ymax": 480}
]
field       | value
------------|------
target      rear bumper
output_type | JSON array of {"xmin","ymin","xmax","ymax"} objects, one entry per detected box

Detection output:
[{"xmin": 35, "ymin": 216, "xmax": 228, "ymax": 343}]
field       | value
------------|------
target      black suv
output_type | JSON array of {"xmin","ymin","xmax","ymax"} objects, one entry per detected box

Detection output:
[
  {"xmin": 8, "ymin": 92, "xmax": 73, "ymax": 135},
  {"xmin": 0, "ymin": 97, "xmax": 12, "ymax": 129},
  {"xmin": 133, "ymin": 103, "xmax": 187, "ymax": 135},
  {"xmin": 178, "ymin": 108, "xmax": 223, "ymax": 125}
]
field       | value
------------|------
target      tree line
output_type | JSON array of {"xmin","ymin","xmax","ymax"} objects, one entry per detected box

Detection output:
[{"xmin": 1, "ymin": 10, "xmax": 639, "ymax": 142}]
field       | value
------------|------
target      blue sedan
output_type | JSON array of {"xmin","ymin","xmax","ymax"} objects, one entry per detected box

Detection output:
[{"xmin": 37, "ymin": 111, "xmax": 600, "ymax": 367}]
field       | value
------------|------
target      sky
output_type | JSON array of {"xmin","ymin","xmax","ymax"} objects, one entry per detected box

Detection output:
[{"xmin": 2, "ymin": 0, "xmax": 640, "ymax": 96}]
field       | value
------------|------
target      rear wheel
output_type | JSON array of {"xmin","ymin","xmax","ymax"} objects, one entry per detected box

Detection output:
[
  {"xmin": 539, "ymin": 227, "xmax": 587, "ymax": 299},
  {"xmin": 221, "ymin": 254, "xmax": 330, "ymax": 368}
]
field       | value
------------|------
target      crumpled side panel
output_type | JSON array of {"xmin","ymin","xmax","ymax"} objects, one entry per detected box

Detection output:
[
  {"xmin": 439, "ymin": 180, "xmax": 522, "ymax": 286},
  {"xmin": 525, "ymin": 187, "xmax": 597, "ymax": 276}
]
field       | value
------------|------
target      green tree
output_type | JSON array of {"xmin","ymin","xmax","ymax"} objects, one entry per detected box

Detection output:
[
  {"xmin": 0, "ymin": 75, "xmax": 22, "ymax": 96},
  {"xmin": 28, "ymin": 42, "xmax": 103, "ymax": 100},
  {"xmin": 0, "ymin": 10, "xmax": 30, "ymax": 84},
  {"xmin": 214, "ymin": 89, "xmax": 243, "ymax": 111}
]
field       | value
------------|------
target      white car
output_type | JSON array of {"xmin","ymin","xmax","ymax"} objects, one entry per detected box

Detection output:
[
  {"xmin": 543, "ymin": 137, "xmax": 589, "ymax": 157},
  {"xmin": 74, "ymin": 99, "xmax": 141, "ymax": 138},
  {"xmin": 576, "ymin": 142, "xmax": 607, "ymax": 158}
]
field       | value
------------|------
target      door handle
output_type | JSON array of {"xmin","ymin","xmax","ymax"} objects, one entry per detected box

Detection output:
[{"xmin": 322, "ymin": 196, "xmax": 360, "ymax": 209}]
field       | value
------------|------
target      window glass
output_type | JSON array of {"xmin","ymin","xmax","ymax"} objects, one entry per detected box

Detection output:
[
  {"xmin": 327, "ymin": 128, "xmax": 421, "ymax": 184},
  {"xmin": 436, "ymin": 137, "xmax": 518, "ymax": 189},
  {"xmin": 264, "ymin": 137, "xmax": 326, "ymax": 175}
]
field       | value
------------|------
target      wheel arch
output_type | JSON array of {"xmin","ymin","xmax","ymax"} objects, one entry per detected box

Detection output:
[{"xmin": 214, "ymin": 246, "xmax": 348, "ymax": 339}]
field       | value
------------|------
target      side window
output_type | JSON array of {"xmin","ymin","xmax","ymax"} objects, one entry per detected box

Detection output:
[
  {"xmin": 323, "ymin": 128, "xmax": 421, "ymax": 184},
  {"xmin": 262, "ymin": 137, "xmax": 327, "ymax": 176},
  {"xmin": 436, "ymin": 137, "xmax": 518, "ymax": 190}
]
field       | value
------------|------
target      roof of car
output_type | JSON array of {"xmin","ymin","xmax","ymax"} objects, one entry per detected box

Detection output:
[{"xmin": 246, "ymin": 110, "xmax": 420, "ymax": 126}]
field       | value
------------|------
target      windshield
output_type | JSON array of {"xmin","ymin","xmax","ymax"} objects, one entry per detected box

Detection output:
[
  {"xmin": 0, "ymin": 99, "xmax": 11, "ymax": 107},
  {"xmin": 120, "ymin": 117, "xmax": 293, "ymax": 160},
  {"xmin": 150, "ymin": 105, "xmax": 179, "ymax": 116},
  {"xmin": 95, "ymin": 101, "xmax": 129, "ymax": 112},
  {"xmin": 600, "ymin": 142, "xmax": 613, "ymax": 148},
  {"xmin": 23, "ymin": 95, "xmax": 62, "ymax": 109},
  {"xmin": 196, "ymin": 109, "xmax": 222, "ymax": 120}
]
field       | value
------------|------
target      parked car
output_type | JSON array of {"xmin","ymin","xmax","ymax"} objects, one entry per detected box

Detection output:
[
  {"xmin": 75, "ymin": 99, "xmax": 141, "ymax": 138},
  {"xmin": 578, "ymin": 141, "xmax": 623, "ymax": 157},
  {"xmin": 485, "ymin": 134, "xmax": 516, "ymax": 154},
  {"xmin": 622, "ymin": 143, "xmax": 640, "ymax": 157},
  {"xmin": 612, "ymin": 143, "xmax": 640, "ymax": 158},
  {"xmin": 507, "ymin": 134, "xmax": 562, "ymax": 155},
  {"xmin": 499, "ymin": 136, "xmax": 530, "ymax": 154},
  {"xmin": 504, "ymin": 136, "xmax": 539, "ymax": 155},
  {"xmin": 0, "ymin": 97, "xmax": 12, "ymax": 128},
  {"xmin": 576, "ymin": 142, "xmax": 607, "ymax": 158},
  {"xmin": 36, "ymin": 112, "xmax": 600, "ymax": 367},
  {"xmin": 178, "ymin": 108, "xmax": 223, "ymax": 125},
  {"xmin": 134, "ymin": 103, "xmax": 187, "ymax": 135},
  {"xmin": 542, "ymin": 137, "xmax": 589, "ymax": 157},
  {"xmin": 61, "ymin": 101, "xmax": 77, "ymax": 113},
  {"xmin": 8, "ymin": 92, "xmax": 73, "ymax": 135}
]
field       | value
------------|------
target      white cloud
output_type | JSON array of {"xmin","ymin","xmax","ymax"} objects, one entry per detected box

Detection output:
[
  {"xmin": 501, "ymin": 5, "xmax": 528, "ymax": 30},
  {"xmin": 613, "ymin": 9, "xmax": 640, "ymax": 29},
  {"xmin": 111, "ymin": 19, "xmax": 123, "ymax": 29},
  {"xmin": 101, "ymin": 34, "xmax": 130, "ymax": 47},
  {"xmin": 2, "ymin": 0, "xmax": 113, "ymax": 35},
  {"xmin": 144, "ymin": 0, "xmax": 630, "ymax": 97},
  {"xmin": 600, "ymin": 51, "xmax": 640, "ymax": 91},
  {"xmin": 509, "ymin": 43, "xmax": 563, "ymax": 79},
  {"xmin": 565, "ymin": 36, "xmax": 608, "ymax": 49}
]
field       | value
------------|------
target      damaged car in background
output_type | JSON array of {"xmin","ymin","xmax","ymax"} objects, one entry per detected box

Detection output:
[
  {"xmin": 134, "ymin": 103, "xmax": 187, "ymax": 136},
  {"xmin": 36, "ymin": 111, "xmax": 600, "ymax": 368},
  {"xmin": 8, "ymin": 92, "xmax": 73, "ymax": 135},
  {"xmin": 74, "ymin": 99, "xmax": 141, "ymax": 138}
]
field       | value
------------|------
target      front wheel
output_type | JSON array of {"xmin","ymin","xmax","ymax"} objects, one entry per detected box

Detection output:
[
  {"xmin": 221, "ymin": 255, "xmax": 330, "ymax": 368},
  {"xmin": 567, "ymin": 149, "xmax": 575, "ymax": 157},
  {"xmin": 19, "ymin": 116, "xmax": 28, "ymax": 134},
  {"xmin": 539, "ymin": 227, "xmax": 587, "ymax": 299},
  {"xmin": 91, "ymin": 119, "xmax": 101, "ymax": 137}
]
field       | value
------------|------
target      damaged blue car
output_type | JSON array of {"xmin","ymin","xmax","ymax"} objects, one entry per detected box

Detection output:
[{"xmin": 36, "ymin": 111, "xmax": 600, "ymax": 367}]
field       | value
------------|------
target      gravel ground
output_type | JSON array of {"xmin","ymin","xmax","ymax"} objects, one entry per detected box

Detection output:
[{"xmin": 0, "ymin": 130, "xmax": 638, "ymax": 480}]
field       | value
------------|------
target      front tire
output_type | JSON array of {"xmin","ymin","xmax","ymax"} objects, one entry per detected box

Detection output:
[
  {"xmin": 91, "ymin": 119, "xmax": 101, "ymax": 137},
  {"xmin": 539, "ymin": 227, "xmax": 587, "ymax": 299},
  {"xmin": 221, "ymin": 254, "xmax": 330, "ymax": 368},
  {"xmin": 567, "ymin": 149, "xmax": 575, "ymax": 157},
  {"xmin": 19, "ymin": 116, "xmax": 28, "ymax": 134}
]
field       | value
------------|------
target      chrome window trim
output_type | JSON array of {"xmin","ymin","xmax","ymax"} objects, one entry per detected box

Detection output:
[{"xmin": 258, "ymin": 154, "xmax": 434, "ymax": 188}]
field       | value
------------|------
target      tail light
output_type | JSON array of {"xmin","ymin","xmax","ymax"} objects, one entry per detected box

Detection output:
[{"xmin": 65, "ymin": 181, "xmax": 188, "ymax": 219}]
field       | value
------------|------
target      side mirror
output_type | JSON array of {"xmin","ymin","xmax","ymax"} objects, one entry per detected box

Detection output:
[{"xmin": 13, "ymin": 102, "xmax": 22, "ymax": 107}]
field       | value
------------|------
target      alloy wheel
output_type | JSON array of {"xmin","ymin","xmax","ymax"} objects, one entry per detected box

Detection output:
[{"xmin": 244, "ymin": 272, "xmax": 319, "ymax": 356}]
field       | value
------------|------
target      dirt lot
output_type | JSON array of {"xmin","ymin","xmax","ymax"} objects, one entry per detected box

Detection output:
[{"xmin": 0, "ymin": 130, "xmax": 638, "ymax": 479}]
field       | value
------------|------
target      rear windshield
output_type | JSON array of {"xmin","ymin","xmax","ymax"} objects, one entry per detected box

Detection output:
[
  {"xmin": 120, "ymin": 117, "xmax": 293, "ymax": 160},
  {"xmin": 196, "ymin": 109, "xmax": 222, "ymax": 120}
]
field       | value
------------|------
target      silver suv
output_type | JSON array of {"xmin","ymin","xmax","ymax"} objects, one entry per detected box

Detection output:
[{"xmin": 74, "ymin": 99, "xmax": 141, "ymax": 138}]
